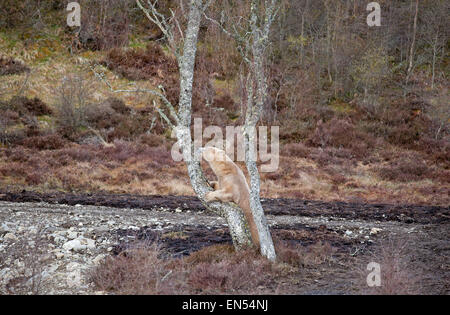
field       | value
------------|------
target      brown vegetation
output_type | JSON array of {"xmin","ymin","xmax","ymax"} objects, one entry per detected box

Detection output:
[
  {"xmin": 0, "ymin": 56, "xmax": 30, "ymax": 76},
  {"xmin": 91, "ymin": 238, "xmax": 338, "ymax": 295}
]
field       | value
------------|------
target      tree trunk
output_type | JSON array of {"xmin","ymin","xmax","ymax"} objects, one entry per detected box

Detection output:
[
  {"xmin": 137, "ymin": 0, "xmax": 275, "ymax": 260},
  {"xmin": 407, "ymin": 0, "xmax": 419, "ymax": 78},
  {"xmin": 431, "ymin": 38, "xmax": 437, "ymax": 89},
  {"xmin": 174, "ymin": 0, "xmax": 254, "ymax": 250},
  {"xmin": 241, "ymin": 1, "xmax": 278, "ymax": 261}
]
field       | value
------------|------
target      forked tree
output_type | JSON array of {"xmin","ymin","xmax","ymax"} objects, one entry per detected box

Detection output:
[{"xmin": 129, "ymin": 0, "xmax": 278, "ymax": 261}]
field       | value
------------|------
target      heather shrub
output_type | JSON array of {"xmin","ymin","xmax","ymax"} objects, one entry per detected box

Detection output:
[
  {"xmin": 375, "ymin": 155, "xmax": 433, "ymax": 182},
  {"xmin": 139, "ymin": 133, "xmax": 166, "ymax": 147},
  {"xmin": 0, "ymin": 121, "xmax": 26, "ymax": 146},
  {"xmin": 0, "ymin": 161, "xmax": 32, "ymax": 178},
  {"xmin": 308, "ymin": 118, "xmax": 375, "ymax": 158},
  {"xmin": 418, "ymin": 136, "xmax": 450, "ymax": 165},
  {"xmin": 102, "ymin": 140, "xmax": 174, "ymax": 166},
  {"xmin": 56, "ymin": 145, "xmax": 99, "ymax": 163},
  {"xmin": 91, "ymin": 243, "xmax": 174, "ymax": 294},
  {"xmin": 102, "ymin": 43, "xmax": 178, "ymax": 81},
  {"xmin": 187, "ymin": 259, "xmax": 269, "ymax": 294},
  {"xmin": 185, "ymin": 244, "xmax": 236, "ymax": 265},
  {"xmin": 362, "ymin": 238, "xmax": 423, "ymax": 295},
  {"xmin": 0, "ymin": 56, "xmax": 30, "ymax": 76},
  {"xmin": 282, "ymin": 142, "xmax": 310, "ymax": 158},
  {"xmin": 92, "ymin": 242, "xmax": 286, "ymax": 295},
  {"xmin": 8, "ymin": 96, "xmax": 53, "ymax": 116},
  {"xmin": 212, "ymin": 93, "xmax": 236, "ymax": 112},
  {"xmin": 21, "ymin": 134, "xmax": 67, "ymax": 150},
  {"xmin": 274, "ymin": 238, "xmax": 335, "ymax": 268},
  {"xmin": 84, "ymin": 100, "xmax": 117, "ymax": 130},
  {"xmin": 106, "ymin": 97, "xmax": 130, "ymax": 115}
]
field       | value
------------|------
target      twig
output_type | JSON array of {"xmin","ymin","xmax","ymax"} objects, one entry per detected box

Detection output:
[
  {"xmin": 90, "ymin": 65, "xmax": 180, "ymax": 126},
  {"xmin": 15, "ymin": 69, "xmax": 34, "ymax": 97},
  {"xmin": 160, "ymin": 270, "xmax": 173, "ymax": 282}
]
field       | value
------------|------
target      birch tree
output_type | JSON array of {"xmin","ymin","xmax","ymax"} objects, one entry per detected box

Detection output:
[
  {"xmin": 131, "ymin": 0, "xmax": 278, "ymax": 261},
  {"xmin": 406, "ymin": 0, "xmax": 419, "ymax": 80}
]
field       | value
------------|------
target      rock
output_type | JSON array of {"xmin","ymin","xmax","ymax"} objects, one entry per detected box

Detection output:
[
  {"xmin": 0, "ymin": 268, "xmax": 14, "ymax": 285},
  {"xmin": 94, "ymin": 225, "xmax": 110, "ymax": 233},
  {"xmin": 66, "ymin": 262, "xmax": 81, "ymax": 272},
  {"xmin": 63, "ymin": 237, "xmax": 95, "ymax": 252},
  {"xmin": 0, "ymin": 223, "xmax": 12, "ymax": 236},
  {"xmin": 370, "ymin": 228, "xmax": 382, "ymax": 235},
  {"xmin": 92, "ymin": 254, "xmax": 107, "ymax": 265},
  {"xmin": 67, "ymin": 231, "xmax": 78, "ymax": 240},
  {"xmin": 53, "ymin": 235, "xmax": 67, "ymax": 244},
  {"xmin": 55, "ymin": 251, "xmax": 64, "ymax": 260},
  {"xmin": 66, "ymin": 270, "xmax": 82, "ymax": 287},
  {"xmin": 3, "ymin": 233, "xmax": 18, "ymax": 242}
]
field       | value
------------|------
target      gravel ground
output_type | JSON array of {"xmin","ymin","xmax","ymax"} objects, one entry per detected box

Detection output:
[{"xmin": 0, "ymin": 198, "xmax": 448, "ymax": 294}]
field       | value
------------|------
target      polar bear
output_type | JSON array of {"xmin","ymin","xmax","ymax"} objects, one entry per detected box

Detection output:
[{"xmin": 200, "ymin": 146, "xmax": 260, "ymax": 248}]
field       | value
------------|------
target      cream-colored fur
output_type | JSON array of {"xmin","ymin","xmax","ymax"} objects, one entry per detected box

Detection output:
[{"xmin": 201, "ymin": 147, "xmax": 260, "ymax": 248}]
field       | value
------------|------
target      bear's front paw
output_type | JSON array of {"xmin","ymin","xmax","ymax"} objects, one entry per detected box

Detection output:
[{"xmin": 205, "ymin": 192, "xmax": 216, "ymax": 202}]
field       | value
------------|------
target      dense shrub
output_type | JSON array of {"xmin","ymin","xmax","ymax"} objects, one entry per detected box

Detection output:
[
  {"xmin": 8, "ymin": 96, "xmax": 53, "ymax": 116},
  {"xmin": 0, "ymin": 56, "xmax": 30, "ymax": 76},
  {"xmin": 139, "ymin": 133, "xmax": 166, "ymax": 147},
  {"xmin": 0, "ymin": 122, "xmax": 26, "ymax": 146},
  {"xmin": 282, "ymin": 142, "xmax": 310, "ymax": 158},
  {"xmin": 308, "ymin": 118, "xmax": 375, "ymax": 158},
  {"xmin": 21, "ymin": 134, "xmax": 67, "ymax": 150},
  {"xmin": 375, "ymin": 155, "xmax": 434, "ymax": 182},
  {"xmin": 106, "ymin": 97, "xmax": 130, "ymax": 115},
  {"xmin": 102, "ymin": 43, "xmax": 178, "ymax": 81},
  {"xmin": 55, "ymin": 74, "xmax": 94, "ymax": 140}
]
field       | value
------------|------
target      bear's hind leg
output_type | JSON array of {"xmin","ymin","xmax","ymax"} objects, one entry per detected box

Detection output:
[{"xmin": 205, "ymin": 190, "xmax": 234, "ymax": 203}]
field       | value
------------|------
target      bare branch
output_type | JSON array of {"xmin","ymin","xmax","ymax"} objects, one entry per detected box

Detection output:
[
  {"xmin": 90, "ymin": 65, "xmax": 180, "ymax": 126},
  {"xmin": 136, "ymin": 0, "xmax": 181, "ymax": 59},
  {"xmin": 152, "ymin": 100, "xmax": 175, "ymax": 128},
  {"xmin": 169, "ymin": 8, "xmax": 184, "ymax": 43}
]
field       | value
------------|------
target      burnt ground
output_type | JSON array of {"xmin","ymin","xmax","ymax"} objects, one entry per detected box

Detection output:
[
  {"xmin": 1, "ymin": 190, "xmax": 448, "ymax": 224},
  {"xmin": 0, "ymin": 190, "xmax": 448, "ymax": 294}
]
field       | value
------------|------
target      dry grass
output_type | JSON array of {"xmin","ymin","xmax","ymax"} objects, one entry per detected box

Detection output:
[
  {"xmin": 0, "ymin": 140, "xmax": 448, "ymax": 204},
  {"xmin": 0, "ymin": 226, "xmax": 51, "ymax": 295},
  {"xmin": 0, "ymin": 55, "xmax": 30, "ymax": 76},
  {"xmin": 90, "ymin": 239, "xmax": 339, "ymax": 295},
  {"xmin": 359, "ymin": 237, "xmax": 424, "ymax": 295}
]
